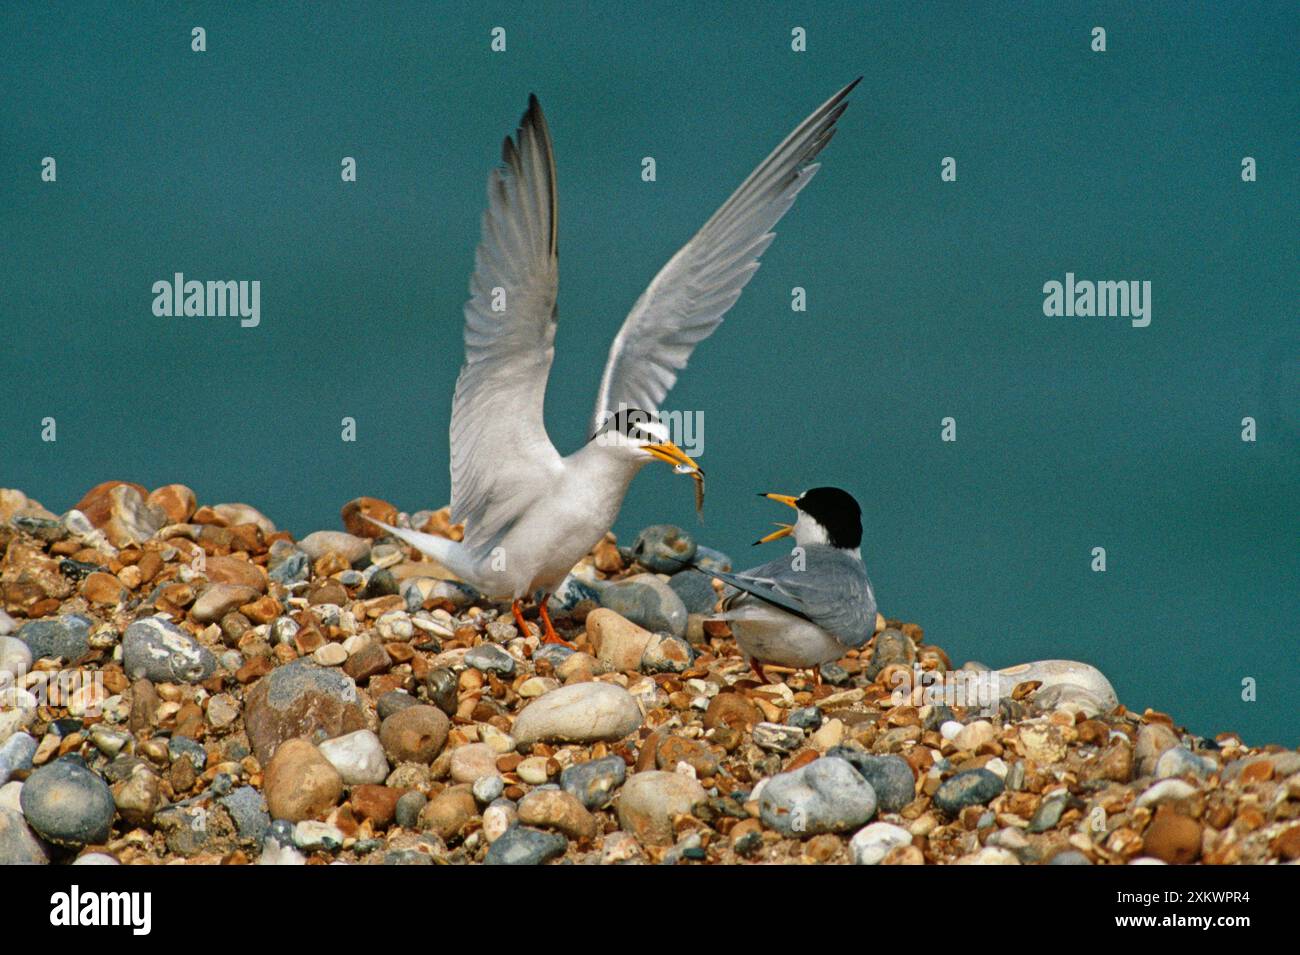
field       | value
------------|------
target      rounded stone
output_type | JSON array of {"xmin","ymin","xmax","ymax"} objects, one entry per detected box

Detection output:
[
  {"xmin": 263, "ymin": 739, "xmax": 343, "ymax": 823},
  {"xmin": 17, "ymin": 614, "xmax": 92, "ymax": 664},
  {"xmin": 667, "ymin": 571, "xmax": 717, "ymax": 615},
  {"xmin": 933, "ymin": 769, "xmax": 1005, "ymax": 815},
  {"xmin": 472, "ymin": 774, "xmax": 506, "ymax": 805},
  {"xmin": 450, "ymin": 743, "xmax": 498, "ymax": 784},
  {"xmin": 760, "ymin": 757, "xmax": 878, "ymax": 836},
  {"xmin": 122, "ymin": 617, "xmax": 217, "ymax": 684},
  {"xmin": 1143, "ymin": 807, "xmax": 1202, "ymax": 864},
  {"xmin": 0, "ymin": 636, "xmax": 33, "ymax": 678},
  {"xmin": 191, "ymin": 583, "xmax": 261, "ymax": 624},
  {"xmin": 511, "ymin": 682, "xmax": 642, "ymax": 745},
  {"xmin": 20, "ymin": 757, "xmax": 116, "ymax": 847},
  {"xmin": 586, "ymin": 609, "xmax": 656, "ymax": 672},
  {"xmin": 1155, "ymin": 747, "xmax": 1216, "ymax": 780},
  {"xmin": 518, "ymin": 788, "xmax": 597, "ymax": 841},
  {"xmin": 297, "ymin": 531, "xmax": 370, "ymax": 564},
  {"xmin": 484, "ymin": 825, "xmax": 567, "ymax": 865},
  {"xmin": 465, "ymin": 643, "xmax": 516, "ymax": 676},
  {"xmin": 630, "ymin": 525, "xmax": 696, "ymax": 573},
  {"xmin": 850, "ymin": 821, "xmax": 913, "ymax": 865},
  {"xmin": 394, "ymin": 791, "xmax": 427, "ymax": 830},
  {"xmin": 827, "ymin": 749, "xmax": 916, "ymax": 813},
  {"xmin": 595, "ymin": 575, "xmax": 688, "ymax": 638},
  {"xmin": 0, "ymin": 807, "xmax": 48, "ymax": 864},
  {"xmin": 993, "ymin": 660, "xmax": 1118, "ymax": 716},
  {"xmin": 560, "ymin": 755, "xmax": 627, "ymax": 809},
  {"xmin": 243, "ymin": 660, "xmax": 371, "ymax": 765},
  {"xmin": 318, "ymin": 729, "xmax": 389, "ymax": 785},
  {"xmin": 379, "ymin": 705, "xmax": 450, "ymax": 764},
  {"xmin": 641, "ymin": 635, "xmax": 694, "ymax": 674},
  {"xmin": 616, "ymin": 770, "xmax": 707, "ymax": 846},
  {"xmin": 418, "ymin": 787, "xmax": 476, "ymax": 841}
]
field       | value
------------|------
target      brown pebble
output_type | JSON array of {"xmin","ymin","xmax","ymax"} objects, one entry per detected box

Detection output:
[
  {"xmin": 351, "ymin": 785, "xmax": 402, "ymax": 827},
  {"xmin": 1143, "ymin": 806, "xmax": 1202, "ymax": 864},
  {"xmin": 264, "ymin": 738, "xmax": 343, "ymax": 822},
  {"xmin": 341, "ymin": 497, "xmax": 399, "ymax": 539},
  {"xmin": 380, "ymin": 705, "xmax": 450, "ymax": 763},
  {"xmin": 419, "ymin": 786, "xmax": 476, "ymax": 841}
]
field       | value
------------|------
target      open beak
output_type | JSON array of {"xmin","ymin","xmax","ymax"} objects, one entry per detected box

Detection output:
[
  {"xmin": 753, "ymin": 492, "xmax": 799, "ymax": 545},
  {"xmin": 644, "ymin": 441, "xmax": 704, "ymax": 477},
  {"xmin": 754, "ymin": 523, "xmax": 793, "ymax": 546}
]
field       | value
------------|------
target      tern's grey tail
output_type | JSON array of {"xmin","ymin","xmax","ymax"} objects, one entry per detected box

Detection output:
[{"xmin": 363, "ymin": 516, "xmax": 477, "ymax": 581}]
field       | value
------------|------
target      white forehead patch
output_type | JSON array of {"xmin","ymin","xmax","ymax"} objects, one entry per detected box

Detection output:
[{"xmin": 638, "ymin": 419, "xmax": 669, "ymax": 443}]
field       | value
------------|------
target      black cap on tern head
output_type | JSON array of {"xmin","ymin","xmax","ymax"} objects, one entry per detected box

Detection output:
[{"xmin": 796, "ymin": 486, "xmax": 862, "ymax": 549}]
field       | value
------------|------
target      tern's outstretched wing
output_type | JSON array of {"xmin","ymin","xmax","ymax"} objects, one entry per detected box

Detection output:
[
  {"xmin": 590, "ymin": 78, "xmax": 860, "ymax": 435},
  {"xmin": 451, "ymin": 95, "xmax": 563, "ymax": 553},
  {"xmin": 712, "ymin": 546, "xmax": 876, "ymax": 648}
]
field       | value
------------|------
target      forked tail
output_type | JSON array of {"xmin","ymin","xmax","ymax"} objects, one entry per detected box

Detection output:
[{"xmin": 363, "ymin": 516, "xmax": 478, "ymax": 581}]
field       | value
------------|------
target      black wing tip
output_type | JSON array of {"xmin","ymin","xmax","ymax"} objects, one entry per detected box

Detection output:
[{"xmin": 525, "ymin": 93, "xmax": 545, "ymax": 127}]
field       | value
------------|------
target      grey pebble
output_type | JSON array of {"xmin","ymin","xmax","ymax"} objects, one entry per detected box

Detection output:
[
  {"xmin": 168, "ymin": 735, "xmax": 207, "ymax": 770},
  {"xmin": 122, "ymin": 617, "xmax": 216, "ymax": 684},
  {"xmin": 631, "ymin": 524, "xmax": 696, "ymax": 573},
  {"xmin": 0, "ymin": 732, "xmax": 38, "ymax": 787},
  {"xmin": 472, "ymin": 774, "xmax": 506, "ymax": 805},
  {"xmin": 933, "ymin": 769, "xmax": 1004, "ymax": 814},
  {"xmin": 759, "ymin": 756, "xmax": 877, "ymax": 836},
  {"xmin": 787, "ymin": 706, "xmax": 824, "ymax": 731},
  {"xmin": 560, "ymin": 754, "xmax": 626, "ymax": 809},
  {"xmin": 466, "ymin": 643, "xmax": 516, "ymax": 676},
  {"xmin": 17, "ymin": 614, "xmax": 92, "ymax": 663},
  {"xmin": 667, "ymin": 571, "xmax": 717, "ymax": 615},
  {"xmin": 0, "ymin": 807, "xmax": 47, "ymax": 865},
  {"xmin": 484, "ymin": 825, "xmax": 568, "ymax": 865},
  {"xmin": 395, "ymin": 791, "xmax": 427, "ymax": 830},
  {"xmin": 752, "ymin": 722, "xmax": 805, "ymax": 753},
  {"xmin": 377, "ymin": 690, "xmax": 419, "ymax": 721},
  {"xmin": 219, "ymin": 786, "xmax": 271, "ymax": 844},
  {"xmin": 828, "ymin": 748, "xmax": 916, "ymax": 813},
  {"xmin": 20, "ymin": 757, "xmax": 116, "ymax": 847},
  {"xmin": 595, "ymin": 576, "xmax": 688, "ymax": 638},
  {"xmin": 532, "ymin": 643, "xmax": 575, "ymax": 672}
]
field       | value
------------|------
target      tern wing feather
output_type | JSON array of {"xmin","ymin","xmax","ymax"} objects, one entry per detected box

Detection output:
[
  {"xmin": 714, "ymin": 547, "xmax": 876, "ymax": 648},
  {"xmin": 590, "ymin": 78, "xmax": 860, "ymax": 434},
  {"xmin": 452, "ymin": 95, "xmax": 563, "ymax": 553}
]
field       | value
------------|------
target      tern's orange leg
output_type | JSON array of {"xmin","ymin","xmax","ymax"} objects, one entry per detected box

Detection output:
[
  {"xmin": 750, "ymin": 658, "xmax": 771, "ymax": 684},
  {"xmin": 510, "ymin": 598, "xmax": 530, "ymax": 636},
  {"xmin": 537, "ymin": 597, "xmax": 577, "ymax": 649}
]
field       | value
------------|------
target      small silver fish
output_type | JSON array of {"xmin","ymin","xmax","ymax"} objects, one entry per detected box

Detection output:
[{"xmin": 672, "ymin": 462, "xmax": 705, "ymax": 518}]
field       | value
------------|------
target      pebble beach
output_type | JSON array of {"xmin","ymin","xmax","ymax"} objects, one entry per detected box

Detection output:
[{"xmin": 0, "ymin": 482, "xmax": 1296, "ymax": 866}]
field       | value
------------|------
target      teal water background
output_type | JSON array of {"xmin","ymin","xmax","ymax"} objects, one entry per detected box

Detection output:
[{"xmin": 2, "ymin": 3, "xmax": 1296, "ymax": 744}]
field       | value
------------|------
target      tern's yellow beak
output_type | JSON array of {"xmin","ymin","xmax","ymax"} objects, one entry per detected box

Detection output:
[
  {"xmin": 754, "ymin": 492, "xmax": 799, "ymax": 544},
  {"xmin": 755, "ymin": 523, "xmax": 794, "ymax": 545},
  {"xmin": 644, "ymin": 441, "xmax": 703, "ymax": 476}
]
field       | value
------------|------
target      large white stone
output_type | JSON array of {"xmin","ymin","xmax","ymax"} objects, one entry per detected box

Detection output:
[
  {"xmin": 317, "ymin": 729, "xmax": 388, "ymax": 785},
  {"xmin": 850, "ymin": 822, "xmax": 913, "ymax": 865},
  {"xmin": 511, "ymin": 681, "xmax": 642, "ymax": 745},
  {"xmin": 994, "ymin": 660, "xmax": 1118, "ymax": 716}
]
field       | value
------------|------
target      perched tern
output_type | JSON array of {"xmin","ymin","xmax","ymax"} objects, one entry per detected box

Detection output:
[
  {"xmin": 373, "ymin": 81, "xmax": 860, "ymax": 644},
  {"xmin": 705, "ymin": 487, "xmax": 877, "ymax": 680}
]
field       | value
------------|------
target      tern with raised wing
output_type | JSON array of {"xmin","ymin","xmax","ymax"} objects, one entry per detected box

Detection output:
[{"xmin": 372, "ymin": 80, "xmax": 861, "ymax": 645}]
